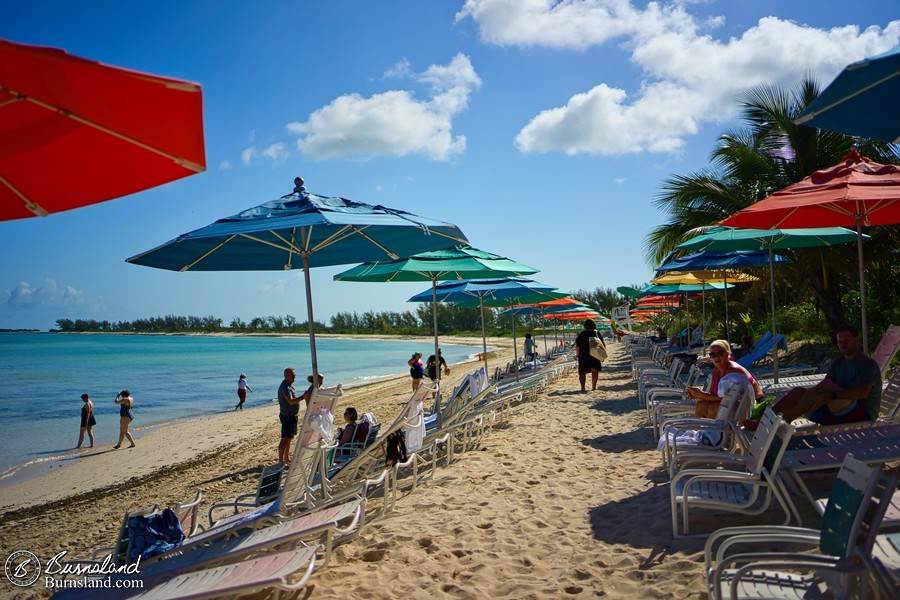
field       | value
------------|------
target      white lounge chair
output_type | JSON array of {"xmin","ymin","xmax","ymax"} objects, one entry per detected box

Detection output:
[{"xmin": 705, "ymin": 454, "xmax": 898, "ymax": 599}]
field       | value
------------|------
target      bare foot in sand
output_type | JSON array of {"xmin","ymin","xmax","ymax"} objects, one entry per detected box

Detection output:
[
  {"xmin": 112, "ymin": 445, "xmax": 120, "ymax": 449},
  {"xmin": 128, "ymin": 444, "xmax": 136, "ymax": 448}
]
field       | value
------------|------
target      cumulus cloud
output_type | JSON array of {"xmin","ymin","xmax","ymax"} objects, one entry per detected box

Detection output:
[
  {"xmin": 287, "ymin": 53, "xmax": 482, "ymax": 161},
  {"xmin": 458, "ymin": 0, "xmax": 900, "ymax": 156},
  {"xmin": 262, "ymin": 142, "xmax": 289, "ymax": 164},
  {"xmin": 219, "ymin": 160, "xmax": 232, "ymax": 170},
  {"xmin": 241, "ymin": 147, "xmax": 257, "ymax": 165}
]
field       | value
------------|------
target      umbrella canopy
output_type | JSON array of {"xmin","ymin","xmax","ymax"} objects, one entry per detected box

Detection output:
[
  {"xmin": 335, "ymin": 245, "xmax": 538, "ymax": 392},
  {"xmin": 656, "ymin": 250, "xmax": 789, "ymax": 272},
  {"xmin": 616, "ymin": 286, "xmax": 642, "ymax": 298},
  {"xmin": 407, "ymin": 277, "xmax": 564, "ymax": 375},
  {"xmin": 650, "ymin": 271, "xmax": 758, "ymax": 285},
  {"xmin": 650, "ymin": 270, "xmax": 758, "ymax": 354},
  {"xmin": 127, "ymin": 178, "xmax": 469, "ymax": 382},
  {"xmin": 1, "ymin": 39, "xmax": 206, "ymax": 220},
  {"xmin": 794, "ymin": 45, "xmax": 900, "ymax": 143},
  {"xmin": 719, "ymin": 151, "xmax": 896, "ymax": 353},
  {"xmin": 677, "ymin": 225, "xmax": 862, "ymax": 377},
  {"xmin": 656, "ymin": 249, "xmax": 789, "ymax": 340}
]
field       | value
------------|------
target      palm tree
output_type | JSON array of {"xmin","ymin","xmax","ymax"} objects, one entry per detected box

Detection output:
[{"xmin": 646, "ymin": 77, "xmax": 898, "ymax": 337}]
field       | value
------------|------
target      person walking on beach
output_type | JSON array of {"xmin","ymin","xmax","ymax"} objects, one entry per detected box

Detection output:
[
  {"xmin": 408, "ymin": 352, "xmax": 424, "ymax": 392},
  {"xmin": 575, "ymin": 319, "xmax": 603, "ymax": 392},
  {"xmin": 235, "ymin": 373, "xmax": 252, "ymax": 410},
  {"xmin": 426, "ymin": 349, "xmax": 448, "ymax": 398},
  {"xmin": 76, "ymin": 393, "xmax": 96, "ymax": 448},
  {"xmin": 113, "ymin": 390, "xmax": 136, "ymax": 449}
]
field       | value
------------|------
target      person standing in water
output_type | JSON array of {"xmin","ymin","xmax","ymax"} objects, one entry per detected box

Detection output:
[
  {"xmin": 235, "ymin": 373, "xmax": 253, "ymax": 410},
  {"xmin": 113, "ymin": 390, "xmax": 136, "ymax": 449},
  {"xmin": 76, "ymin": 393, "xmax": 96, "ymax": 448}
]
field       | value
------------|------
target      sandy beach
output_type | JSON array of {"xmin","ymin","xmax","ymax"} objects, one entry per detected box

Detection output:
[{"xmin": 0, "ymin": 338, "xmax": 758, "ymax": 599}]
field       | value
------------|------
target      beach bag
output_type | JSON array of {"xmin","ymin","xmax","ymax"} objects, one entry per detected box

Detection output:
[
  {"xmin": 127, "ymin": 508, "xmax": 185, "ymax": 562},
  {"xmin": 589, "ymin": 336, "xmax": 608, "ymax": 362},
  {"xmin": 385, "ymin": 430, "xmax": 407, "ymax": 466}
]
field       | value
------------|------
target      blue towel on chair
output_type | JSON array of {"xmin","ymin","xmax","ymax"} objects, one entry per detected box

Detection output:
[{"xmin": 127, "ymin": 508, "xmax": 185, "ymax": 562}]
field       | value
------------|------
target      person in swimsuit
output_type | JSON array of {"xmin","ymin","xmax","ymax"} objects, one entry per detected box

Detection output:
[
  {"xmin": 76, "ymin": 393, "xmax": 96, "ymax": 448},
  {"xmin": 408, "ymin": 352, "xmax": 424, "ymax": 392},
  {"xmin": 113, "ymin": 390, "xmax": 136, "ymax": 449},
  {"xmin": 235, "ymin": 373, "xmax": 252, "ymax": 410}
]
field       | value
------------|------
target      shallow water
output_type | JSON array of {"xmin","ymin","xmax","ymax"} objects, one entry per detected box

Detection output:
[{"xmin": 0, "ymin": 332, "xmax": 481, "ymax": 479}]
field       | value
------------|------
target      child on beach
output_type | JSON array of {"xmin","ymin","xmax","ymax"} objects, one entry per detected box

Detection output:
[
  {"xmin": 235, "ymin": 373, "xmax": 252, "ymax": 410},
  {"xmin": 113, "ymin": 390, "xmax": 136, "ymax": 449},
  {"xmin": 76, "ymin": 393, "xmax": 96, "ymax": 448}
]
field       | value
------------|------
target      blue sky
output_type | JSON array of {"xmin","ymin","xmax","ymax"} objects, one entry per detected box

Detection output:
[{"xmin": 2, "ymin": 1, "xmax": 898, "ymax": 330}]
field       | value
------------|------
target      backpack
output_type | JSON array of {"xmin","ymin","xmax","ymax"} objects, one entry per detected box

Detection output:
[{"xmin": 385, "ymin": 430, "xmax": 407, "ymax": 467}]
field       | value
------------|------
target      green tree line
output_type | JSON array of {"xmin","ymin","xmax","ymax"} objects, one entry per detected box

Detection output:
[{"xmin": 53, "ymin": 295, "xmax": 623, "ymax": 336}]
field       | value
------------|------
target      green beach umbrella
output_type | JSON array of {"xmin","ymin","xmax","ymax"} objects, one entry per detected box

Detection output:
[{"xmin": 334, "ymin": 245, "xmax": 539, "ymax": 400}]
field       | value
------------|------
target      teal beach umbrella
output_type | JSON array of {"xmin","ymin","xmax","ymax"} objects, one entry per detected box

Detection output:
[
  {"xmin": 127, "ymin": 177, "xmax": 469, "ymax": 383},
  {"xmin": 335, "ymin": 245, "xmax": 539, "ymax": 395}
]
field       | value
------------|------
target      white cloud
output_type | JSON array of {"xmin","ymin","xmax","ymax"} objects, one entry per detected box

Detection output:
[
  {"xmin": 287, "ymin": 53, "xmax": 482, "ymax": 161},
  {"xmin": 2, "ymin": 279, "xmax": 96, "ymax": 313},
  {"xmin": 260, "ymin": 277, "xmax": 298, "ymax": 294},
  {"xmin": 219, "ymin": 160, "xmax": 232, "ymax": 170},
  {"xmin": 262, "ymin": 142, "xmax": 289, "ymax": 164},
  {"xmin": 241, "ymin": 147, "xmax": 257, "ymax": 165},
  {"xmin": 384, "ymin": 58, "xmax": 412, "ymax": 79},
  {"xmin": 459, "ymin": 0, "xmax": 900, "ymax": 156}
]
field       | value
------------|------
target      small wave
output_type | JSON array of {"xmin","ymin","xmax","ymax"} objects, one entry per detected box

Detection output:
[{"xmin": 0, "ymin": 449, "xmax": 83, "ymax": 483}]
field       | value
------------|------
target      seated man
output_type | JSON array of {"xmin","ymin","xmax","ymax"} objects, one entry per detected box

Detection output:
[{"xmin": 744, "ymin": 325, "xmax": 881, "ymax": 428}]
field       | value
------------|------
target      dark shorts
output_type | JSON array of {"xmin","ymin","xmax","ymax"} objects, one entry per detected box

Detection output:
[
  {"xmin": 578, "ymin": 354, "xmax": 602, "ymax": 375},
  {"xmin": 279, "ymin": 414, "xmax": 299, "ymax": 438},
  {"xmin": 807, "ymin": 400, "xmax": 870, "ymax": 426},
  {"xmin": 237, "ymin": 389, "xmax": 247, "ymax": 401}
]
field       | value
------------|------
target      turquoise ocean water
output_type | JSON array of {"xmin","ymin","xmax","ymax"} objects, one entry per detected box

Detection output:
[{"xmin": 0, "ymin": 332, "xmax": 481, "ymax": 482}]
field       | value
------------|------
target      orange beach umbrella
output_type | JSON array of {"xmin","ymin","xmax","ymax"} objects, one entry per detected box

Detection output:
[{"xmin": 1, "ymin": 39, "xmax": 206, "ymax": 220}]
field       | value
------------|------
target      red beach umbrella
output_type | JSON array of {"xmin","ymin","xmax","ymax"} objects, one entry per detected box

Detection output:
[
  {"xmin": 0, "ymin": 39, "xmax": 206, "ymax": 221},
  {"xmin": 721, "ymin": 150, "xmax": 900, "ymax": 352}
]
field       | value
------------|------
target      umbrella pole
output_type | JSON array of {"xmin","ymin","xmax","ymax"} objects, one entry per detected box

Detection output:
[
  {"xmin": 431, "ymin": 278, "xmax": 441, "ymax": 422},
  {"xmin": 769, "ymin": 245, "xmax": 779, "ymax": 383},
  {"xmin": 512, "ymin": 311, "xmax": 520, "ymax": 382},
  {"xmin": 479, "ymin": 295, "xmax": 489, "ymax": 379},
  {"xmin": 723, "ymin": 271, "xmax": 730, "ymax": 343},
  {"xmin": 855, "ymin": 217, "xmax": 869, "ymax": 354},
  {"xmin": 301, "ymin": 254, "xmax": 319, "ymax": 385},
  {"xmin": 541, "ymin": 308, "xmax": 548, "ymax": 357},
  {"xmin": 701, "ymin": 282, "xmax": 706, "ymax": 356}
]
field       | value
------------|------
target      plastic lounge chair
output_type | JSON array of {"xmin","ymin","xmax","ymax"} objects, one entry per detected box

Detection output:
[
  {"xmin": 91, "ymin": 503, "xmax": 160, "ymax": 566},
  {"xmin": 737, "ymin": 334, "xmax": 785, "ymax": 369},
  {"xmin": 704, "ymin": 454, "xmax": 898, "ymax": 600},
  {"xmin": 660, "ymin": 380, "xmax": 755, "ymax": 477},
  {"xmin": 670, "ymin": 407, "xmax": 795, "ymax": 537},
  {"xmin": 204, "ymin": 385, "xmax": 345, "ymax": 531},
  {"xmin": 864, "ymin": 532, "xmax": 900, "ymax": 597},
  {"xmin": 871, "ymin": 324, "xmax": 900, "ymax": 379},
  {"xmin": 133, "ymin": 547, "xmax": 318, "ymax": 600},
  {"xmin": 173, "ymin": 489, "xmax": 204, "ymax": 538},
  {"xmin": 208, "ymin": 464, "xmax": 284, "ymax": 526}
]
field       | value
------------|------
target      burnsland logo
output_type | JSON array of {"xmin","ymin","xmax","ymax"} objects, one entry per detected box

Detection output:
[
  {"xmin": 4, "ymin": 550, "xmax": 141, "ymax": 588},
  {"xmin": 5, "ymin": 551, "xmax": 41, "ymax": 587}
]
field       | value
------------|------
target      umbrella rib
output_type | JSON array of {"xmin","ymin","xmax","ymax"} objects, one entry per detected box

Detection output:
[
  {"xmin": 796, "ymin": 69, "xmax": 900, "ymax": 122},
  {"xmin": 240, "ymin": 232, "xmax": 302, "ymax": 255},
  {"xmin": 181, "ymin": 235, "xmax": 238, "ymax": 270},
  {"xmin": 7, "ymin": 88, "xmax": 205, "ymax": 173},
  {"xmin": 0, "ymin": 173, "xmax": 48, "ymax": 217},
  {"xmin": 343, "ymin": 225, "xmax": 402, "ymax": 260}
]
